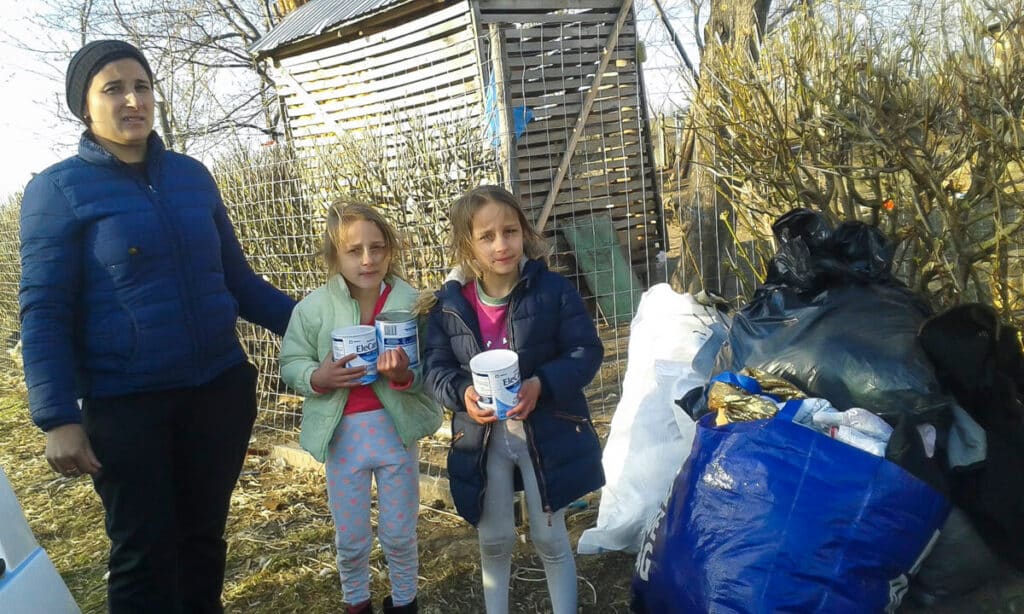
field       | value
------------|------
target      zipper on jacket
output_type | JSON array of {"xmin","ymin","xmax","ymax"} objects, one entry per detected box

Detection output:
[
  {"xmin": 135, "ymin": 168, "xmax": 203, "ymax": 376},
  {"xmin": 441, "ymin": 304, "xmax": 493, "ymax": 519},
  {"xmin": 504, "ymin": 278, "xmax": 553, "ymax": 517}
]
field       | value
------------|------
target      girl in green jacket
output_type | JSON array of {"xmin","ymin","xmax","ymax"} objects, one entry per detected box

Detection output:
[{"xmin": 280, "ymin": 200, "xmax": 441, "ymax": 614}]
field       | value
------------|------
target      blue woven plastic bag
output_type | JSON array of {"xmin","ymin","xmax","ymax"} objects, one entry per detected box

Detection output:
[{"xmin": 631, "ymin": 409, "xmax": 950, "ymax": 614}]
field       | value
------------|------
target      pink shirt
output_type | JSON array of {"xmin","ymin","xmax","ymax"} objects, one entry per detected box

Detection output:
[{"xmin": 462, "ymin": 281, "xmax": 509, "ymax": 350}]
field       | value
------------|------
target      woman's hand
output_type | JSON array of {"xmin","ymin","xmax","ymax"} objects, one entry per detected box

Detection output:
[
  {"xmin": 464, "ymin": 385, "xmax": 497, "ymax": 425},
  {"xmin": 377, "ymin": 347, "xmax": 412, "ymax": 385},
  {"xmin": 45, "ymin": 424, "xmax": 102, "ymax": 477},
  {"xmin": 310, "ymin": 353, "xmax": 367, "ymax": 390},
  {"xmin": 506, "ymin": 376, "xmax": 542, "ymax": 421}
]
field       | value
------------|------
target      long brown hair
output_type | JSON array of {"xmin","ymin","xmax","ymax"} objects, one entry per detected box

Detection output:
[
  {"xmin": 448, "ymin": 185, "xmax": 549, "ymax": 279},
  {"xmin": 322, "ymin": 199, "xmax": 404, "ymax": 280}
]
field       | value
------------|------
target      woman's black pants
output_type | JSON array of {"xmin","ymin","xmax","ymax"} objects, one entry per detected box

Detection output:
[{"xmin": 82, "ymin": 361, "xmax": 258, "ymax": 614}]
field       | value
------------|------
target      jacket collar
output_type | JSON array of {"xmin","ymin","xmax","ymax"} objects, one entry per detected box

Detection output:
[
  {"xmin": 77, "ymin": 130, "xmax": 166, "ymax": 170},
  {"xmin": 437, "ymin": 258, "xmax": 547, "ymax": 304}
]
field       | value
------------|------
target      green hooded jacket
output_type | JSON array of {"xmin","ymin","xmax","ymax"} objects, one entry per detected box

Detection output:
[{"xmin": 280, "ymin": 275, "xmax": 441, "ymax": 463}]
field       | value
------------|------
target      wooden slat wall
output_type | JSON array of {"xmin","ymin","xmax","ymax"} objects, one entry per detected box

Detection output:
[
  {"xmin": 272, "ymin": 2, "xmax": 483, "ymax": 147},
  {"xmin": 477, "ymin": 0, "xmax": 664, "ymax": 273}
]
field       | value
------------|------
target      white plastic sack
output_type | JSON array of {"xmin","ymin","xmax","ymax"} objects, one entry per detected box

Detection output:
[{"xmin": 578, "ymin": 285, "xmax": 723, "ymax": 554}]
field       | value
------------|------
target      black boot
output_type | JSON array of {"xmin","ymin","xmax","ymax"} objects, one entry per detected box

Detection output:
[{"xmin": 382, "ymin": 596, "xmax": 417, "ymax": 613}]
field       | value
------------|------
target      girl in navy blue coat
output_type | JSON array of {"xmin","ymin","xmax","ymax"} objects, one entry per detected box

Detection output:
[{"xmin": 422, "ymin": 185, "xmax": 605, "ymax": 614}]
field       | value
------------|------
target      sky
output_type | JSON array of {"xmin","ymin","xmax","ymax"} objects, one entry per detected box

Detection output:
[
  {"xmin": 0, "ymin": 0, "xmax": 81, "ymax": 199},
  {"xmin": 0, "ymin": 0, "xmax": 704, "ymax": 201}
]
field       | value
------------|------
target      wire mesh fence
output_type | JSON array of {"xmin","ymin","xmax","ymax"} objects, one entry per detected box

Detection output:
[
  {"xmin": 0, "ymin": 3, "xmax": 725, "ymax": 453},
  {"xmin": 221, "ymin": 4, "xmax": 691, "ymax": 436}
]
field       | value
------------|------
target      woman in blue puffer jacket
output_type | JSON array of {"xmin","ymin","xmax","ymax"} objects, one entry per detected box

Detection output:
[{"xmin": 18, "ymin": 40, "xmax": 295, "ymax": 613}]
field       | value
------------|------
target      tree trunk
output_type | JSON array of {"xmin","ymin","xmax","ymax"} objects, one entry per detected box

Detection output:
[{"xmin": 674, "ymin": 0, "xmax": 771, "ymax": 298}]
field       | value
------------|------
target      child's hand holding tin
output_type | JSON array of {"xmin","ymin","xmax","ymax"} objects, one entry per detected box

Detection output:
[
  {"xmin": 505, "ymin": 376, "xmax": 541, "ymax": 421},
  {"xmin": 310, "ymin": 352, "xmax": 368, "ymax": 390},
  {"xmin": 463, "ymin": 385, "xmax": 499, "ymax": 425},
  {"xmin": 377, "ymin": 346, "xmax": 412, "ymax": 386}
]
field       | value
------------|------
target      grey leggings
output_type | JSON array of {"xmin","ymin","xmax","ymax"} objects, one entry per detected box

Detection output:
[{"xmin": 476, "ymin": 419, "xmax": 577, "ymax": 614}]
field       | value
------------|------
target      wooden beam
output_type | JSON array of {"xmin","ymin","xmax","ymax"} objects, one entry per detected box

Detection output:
[
  {"xmin": 269, "ymin": 64, "xmax": 345, "ymax": 146},
  {"xmin": 478, "ymin": 12, "xmax": 622, "ymax": 24},
  {"xmin": 533, "ymin": 0, "xmax": 632, "ymax": 232},
  {"xmin": 489, "ymin": 23, "xmax": 519, "ymax": 192},
  {"xmin": 478, "ymin": 0, "xmax": 623, "ymax": 10}
]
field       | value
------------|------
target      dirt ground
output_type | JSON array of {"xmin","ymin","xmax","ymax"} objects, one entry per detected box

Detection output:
[{"xmin": 3, "ymin": 388, "xmax": 1024, "ymax": 613}]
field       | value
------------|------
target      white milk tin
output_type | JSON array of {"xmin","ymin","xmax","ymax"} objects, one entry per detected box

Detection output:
[
  {"xmin": 331, "ymin": 325, "xmax": 378, "ymax": 384},
  {"xmin": 375, "ymin": 311, "xmax": 420, "ymax": 367},
  {"xmin": 469, "ymin": 349, "xmax": 521, "ymax": 420}
]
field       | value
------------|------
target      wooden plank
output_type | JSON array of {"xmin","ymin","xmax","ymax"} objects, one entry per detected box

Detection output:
[
  {"xmin": 270, "ymin": 65, "xmax": 346, "ymax": 146},
  {"xmin": 288, "ymin": 64, "xmax": 479, "ymax": 108},
  {"xmin": 511, "ymin": 64, "xmax": 629, "ymax": 82},
  {"xmin": 506, "ymin": 34, "xmax": 636, "ymax": 55},
  {"xmin": 477, "ymin": 12, "xmax": 622, "ymax": 24},
  {"xmin": 517, "ymin": 137, "xmax": 642, "ymax": 161},
  {"xmin": 286, "ymin": 21, "xmax": 475, "ymax": 81},
  {"xmin": 528, "ymin": 97, "xmax": 639, "ymax": 118},
  {"xmin": 527, "ymin": 204, "xmax": 659, "ymax": 227},
  {"xmin": 489, "ymin": 23, "xmax": 518, "ymax": 191},
  {"xmin": 516, "ymin": 117, "xmax": 640, "ymax": 148},
  {"xmin": 290, "ymin": 100, "xmax": 480, "ymax": 140},
  {"xmin": 518, "ymin": 109, "xmax": 639, "ymax": 134},
  {"xmin": 528, "ymin": 98, "xmax": 642, "ymax": 122},
  {"xmin": 511, "ymin": 69, "xmax": 638, "ymax": 89},
  {"xmin": 516, "ymin": 138, "xmax": 643, "ymax": 162},
  {"xmin": 521, "ymin": 84, "xmax": 638, "ymax": 109},
  {"xmin": 513, "ymin": 73, "xmax": 638, "ymax": 98},
  {"xmin": 287, "ymin": 93, "xmax": 482, "ymax": 138},
  {"xmin": 523, "ymin": 183, "xmax": 657, "ymax": 211},
  {"xmin": 528, "ymin": 175, "xmax": 655, "ymax": 202},
  {"xmin": 517, "ymin": 159, "xmax": 638, "ymax": 181},
  {"xmin": 504, "ymin": 23, "xmax": 634, "ymax": 41},
  {"xmin": 285, "ymin": 79, "xmax": 479, "ymax": 126},
  {"xmin": 520, "ymin": 126, "xmax": 644, "ymax": 150},
  {"xmin": 526, "ymin": 190, "xmax": 651, "ymax": 214},
  {"xmin": 505, "ymin": 49, "xmax": 634, "ymax": 67},
  {"xmin": 520, "ymin": 170, "xmax": 649, "ymax": 197},
  {"xmin": 294, "ymin": 39, "xmax": 478, "ymax": 97},
  {"xmin": 479, "ymin": 0, "xmax": 624, "ymax": 10},
  {"xmin": 279, "ymin": 3, "xmax": 473, "ymax": 70}
]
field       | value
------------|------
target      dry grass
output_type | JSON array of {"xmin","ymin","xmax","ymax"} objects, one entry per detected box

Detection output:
[
  {"xmin": 0, "ymin": 388, "xmax": 634, "ymax": 614},
  {"xmin": 12, "ymin": 379, "xmax": 1023, "ymax": 613}
]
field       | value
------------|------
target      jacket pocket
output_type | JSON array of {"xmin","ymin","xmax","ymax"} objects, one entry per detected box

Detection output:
[
  {"xmin": 83, "ymin": 303, "xmax": 139, "ymax": 370},
  {"xmin": 450, "ymin": 412, "xmax": 487, "ymax": 452},
  {"xmin": 554, "ymin": 411, "xmax": 599, "ymax": 438}
]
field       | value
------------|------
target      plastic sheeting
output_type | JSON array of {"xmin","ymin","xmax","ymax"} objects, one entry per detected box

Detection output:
[{"xmin": 577, "ymin": 285, "xmax": 723, "ymax": 554}]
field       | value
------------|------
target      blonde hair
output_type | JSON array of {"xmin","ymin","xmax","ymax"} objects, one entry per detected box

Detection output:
[
  {"xmin": 322, "ymin": 199, "xmax": 404, "ymax": 280},
  {"xmin": 448, "ymin": 185, "xmax": 549, "ymax": 279}
]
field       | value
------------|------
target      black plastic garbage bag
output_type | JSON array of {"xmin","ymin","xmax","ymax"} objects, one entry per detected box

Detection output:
[
  {"xmin": 919, "ymin": 303, "xmax": 1024, "ymax": 570},
  {"xmin": 713, "ymin": 209, "xmax": 948, "ymax": 423},
  {"xmin": 910, "ymin": 507, "xmax": 1003, "ymax": 605}
]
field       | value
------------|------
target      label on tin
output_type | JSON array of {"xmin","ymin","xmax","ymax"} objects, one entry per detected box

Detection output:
[
  {"xmin": 470, "ymin": 349, "xmax": 521, "ymax": 420},
  {"xmin": 331, "ymin": 325, "xmax": 378, "ymax": 384},
  {"xmin": 375, "ymin": 311, "xmax": 420, "ymax": 367}
]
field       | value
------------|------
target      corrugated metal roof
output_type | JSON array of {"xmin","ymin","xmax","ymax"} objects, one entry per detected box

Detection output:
[{"xmin": 250, "ymin": 0, "xmax": 415, "ymax": 57}]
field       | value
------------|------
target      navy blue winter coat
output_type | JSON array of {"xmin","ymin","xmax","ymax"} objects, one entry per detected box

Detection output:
[
  {"xmin": 19, "ymin": 132, "xmax": 295, "ymax": 431},
  {"xmin": 423, "ymin": 259, "xmax": 606, "ymax": 525}
]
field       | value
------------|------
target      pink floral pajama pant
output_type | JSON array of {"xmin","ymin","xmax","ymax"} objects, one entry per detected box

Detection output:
[{"xmin": 326, "ymin": 409, "xmax": 419, "ymax": 606}]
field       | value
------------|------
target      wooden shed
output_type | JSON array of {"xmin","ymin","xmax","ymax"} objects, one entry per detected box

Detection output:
[{"xmin": 252, "ymin": 0, "xmax": 666, "ymax": 323}]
